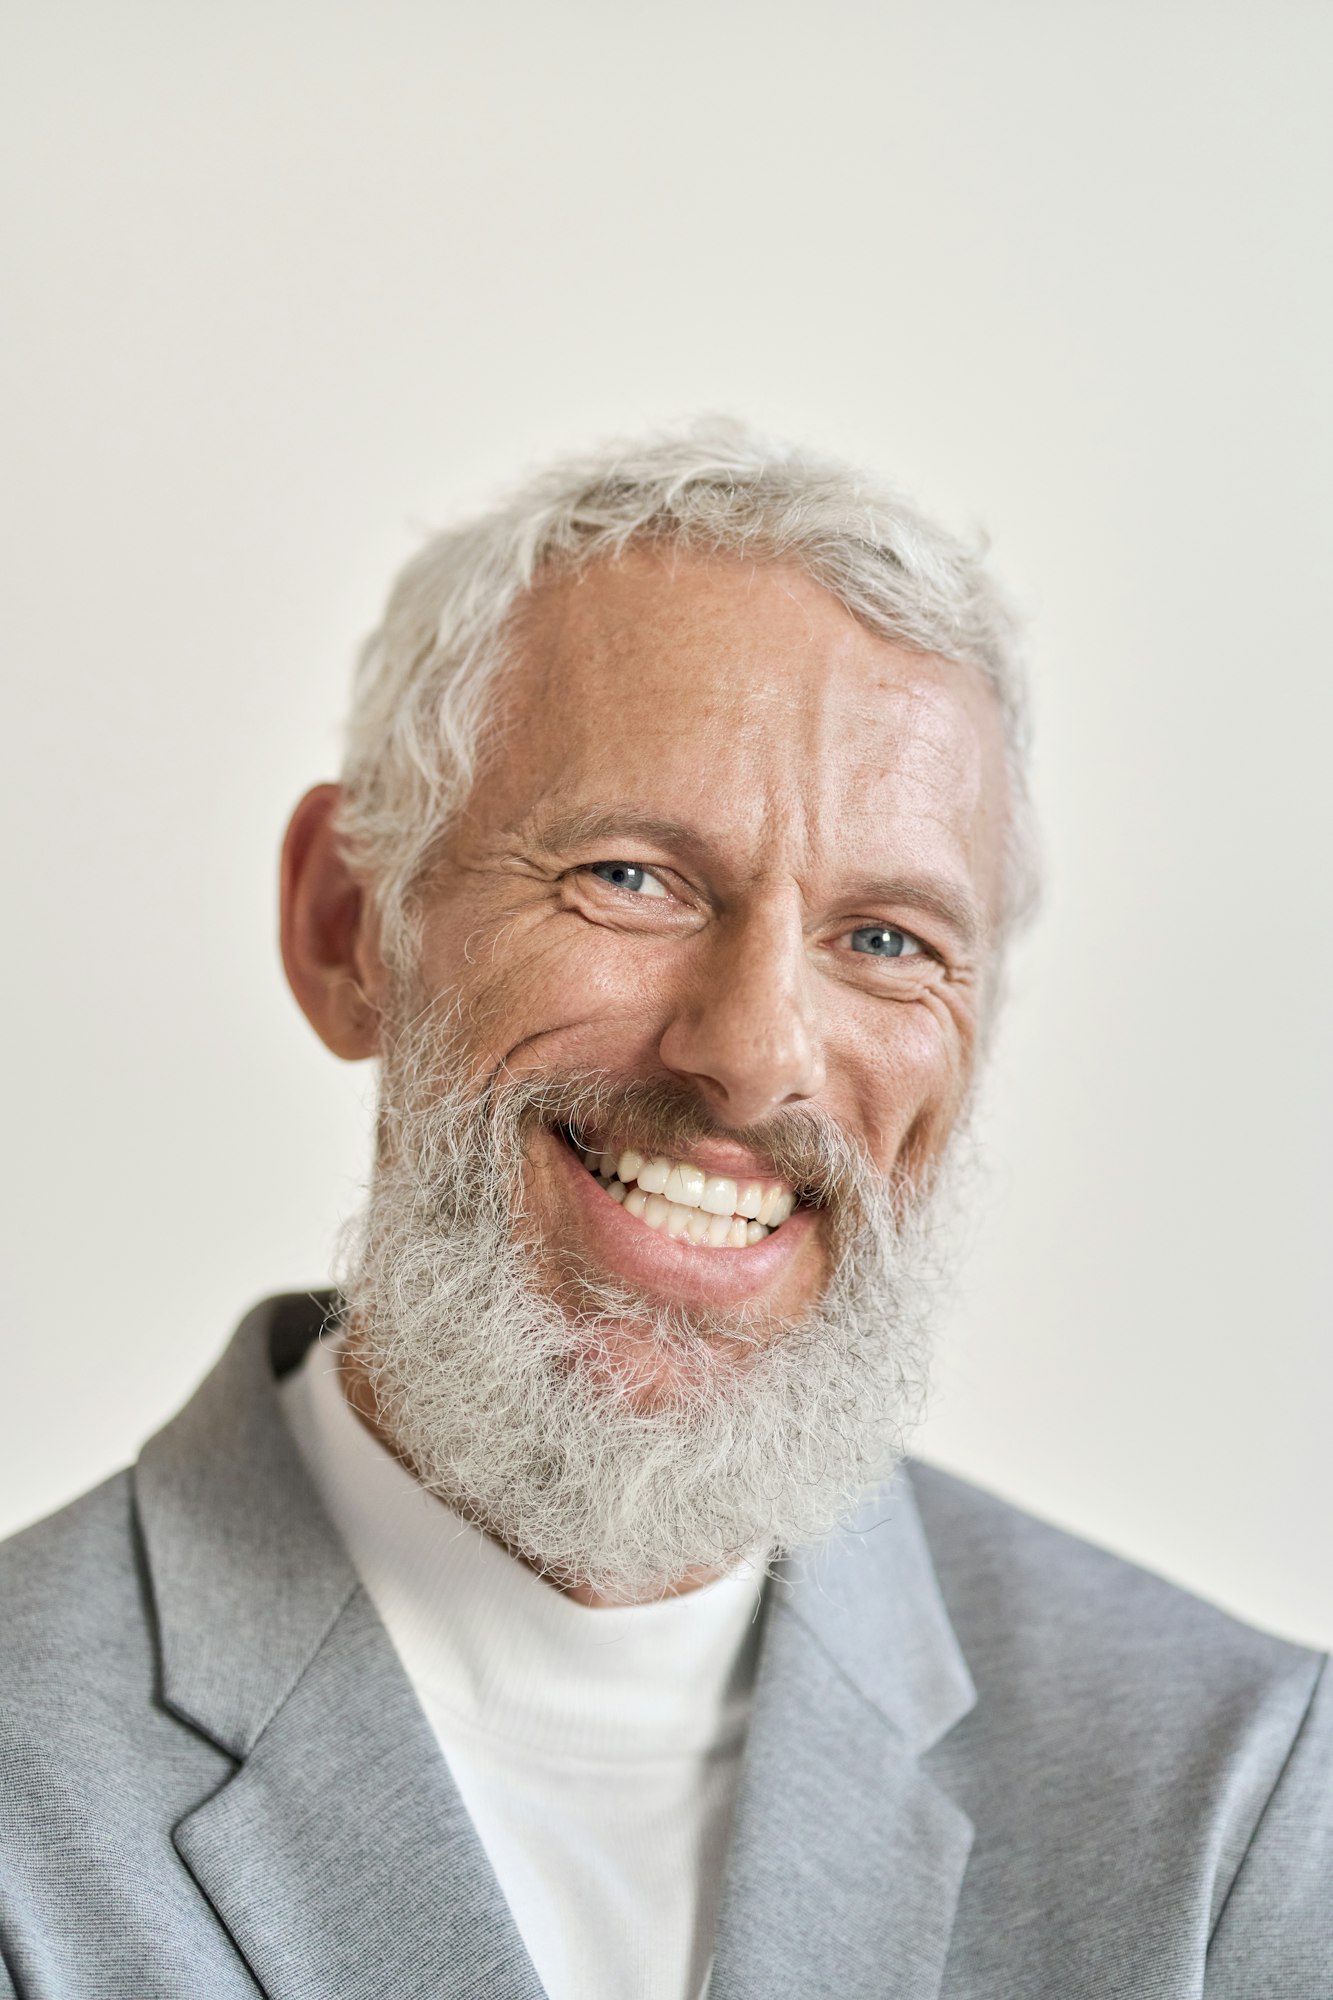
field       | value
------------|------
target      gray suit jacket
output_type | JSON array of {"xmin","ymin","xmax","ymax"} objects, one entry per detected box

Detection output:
[{"xmin": 1, "ymin": 1294, "xmax": 1330, "ymax": 1999}]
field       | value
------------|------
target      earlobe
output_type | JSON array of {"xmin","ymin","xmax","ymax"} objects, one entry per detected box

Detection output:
[{"xmin": 279, "ymin": 783, "xmax": 385, "ymax": 1060}]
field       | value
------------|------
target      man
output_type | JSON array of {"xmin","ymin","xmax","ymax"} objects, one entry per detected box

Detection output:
[{"xmin": 1, "ymin": 424, "xmax": 1329, "ymax": 1999}]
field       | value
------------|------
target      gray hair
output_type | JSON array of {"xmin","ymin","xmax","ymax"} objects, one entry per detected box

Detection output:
[{"xmin": 337, "ymin": 418, "xmax": 1037, "ymax": 970}]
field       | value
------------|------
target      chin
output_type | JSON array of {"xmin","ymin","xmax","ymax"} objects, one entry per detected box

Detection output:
[{"xmin": 555, "ymin": 1309, "xmax": 770, "ymax": 1411}]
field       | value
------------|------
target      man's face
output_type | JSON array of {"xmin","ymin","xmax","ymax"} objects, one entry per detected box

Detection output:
[{"xmin": 397, "ymin": 548, "xmax": 1009, "ymax": 1373}]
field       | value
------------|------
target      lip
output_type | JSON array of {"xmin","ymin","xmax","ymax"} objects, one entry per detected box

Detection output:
[
  {"xmin": 539, "ymin": 1125, "xmax": 820, "ymax": 1311},
  {"xmin": 577, "ymin": 1129, "xmax": 796, "ymax": 1191}
]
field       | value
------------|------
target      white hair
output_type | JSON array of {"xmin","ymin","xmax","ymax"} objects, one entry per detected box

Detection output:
[
  {"xmin": 337, "ymin": 417, "xmax": 1037, "ymax": 970},
  {"xmin": 341, "ymin": 1015, "xmax": 945, "ymax": 1603}
]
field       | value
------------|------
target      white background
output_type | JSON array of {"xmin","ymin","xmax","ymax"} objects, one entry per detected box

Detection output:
[{"xmin": 3, "ymin": 3, "xmax": 1329, "ymax": 1645}]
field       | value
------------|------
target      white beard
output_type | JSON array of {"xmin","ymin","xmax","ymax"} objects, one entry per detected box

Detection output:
[{"xmin": 339, "ymin": 1020, "xmax": 952, "ymax": 1603}]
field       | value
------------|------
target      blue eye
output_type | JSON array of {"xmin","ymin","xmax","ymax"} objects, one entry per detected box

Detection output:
[
  {"xmin": 587, "ymin": 862, "xmax": 669, "ymax": 898},
  {"xmin": 850, "ymin": 925, "xmax": 921, "ymax": 958}
]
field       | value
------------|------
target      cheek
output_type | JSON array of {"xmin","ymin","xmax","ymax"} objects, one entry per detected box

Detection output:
[
  {"xmin": 846, "ymin": 999, "xmax": 970, "ymax": 1169},
  {"xmin": 425, "ymin": 911, "xmax": 673, "ymax": 1071}
]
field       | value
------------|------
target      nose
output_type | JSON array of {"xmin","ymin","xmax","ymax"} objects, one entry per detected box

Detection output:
[{"xmin": 657, "ymin": 897, "xmax": 826, "ymax": 1130}]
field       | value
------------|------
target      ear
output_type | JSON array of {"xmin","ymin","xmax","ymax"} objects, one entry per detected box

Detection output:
[{"xmin": 280, "ymin": 784, "xmax": 388, "ymax": 1060}]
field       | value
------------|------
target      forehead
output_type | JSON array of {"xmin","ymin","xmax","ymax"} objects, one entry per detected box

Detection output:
[{"xmin": 486, "ymin": 547, "xmax": 1010, "ymax": 919}]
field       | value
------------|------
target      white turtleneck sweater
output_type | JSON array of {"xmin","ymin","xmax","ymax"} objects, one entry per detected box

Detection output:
[{"xmin": 279, "ymin": 1340, "xmax": 766, "ymax": 2000}]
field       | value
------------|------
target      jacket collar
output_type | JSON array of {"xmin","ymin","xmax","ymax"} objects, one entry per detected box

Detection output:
[
  {"xmin": 136, "ymin": 1293, "xmax": 545, "ymax": 2000},
  {"xmin": 136, "ymin": 1292, "xmax": 975, "ymax": 2000},
  {"xmin": 776, "ymin": 1474, "xmax": 977, "ymax": 1754},
  {"xmin": 136, "ymin": 1292, "xmax": 355, "ymax": 1758},
  {"xmin": 707, "ymin": 1483, "xmax": 977, "ymax": 2000}
]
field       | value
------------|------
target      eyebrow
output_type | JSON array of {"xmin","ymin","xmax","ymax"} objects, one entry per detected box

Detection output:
[
  {"xmin": 526, "ymin": 805, "xmax": 703, "ymax": 859},
  {"xmin": 842, "ymin": 873, "xmax": 986, "ymax": 950},
  {"xmin": 524, "ymin": 805, "xmax": 987, "ymax": 951}
]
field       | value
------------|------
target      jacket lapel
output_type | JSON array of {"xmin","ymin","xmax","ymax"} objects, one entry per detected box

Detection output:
[
  {"xmin": 709, "ymin": 1474, "xmax": 976, "ymax": 2000},
  {"xmin": 138, "ymin": 1298, "xmax": 976, "ymax": 1999},
  {"xmin": 173, "ymin": 1586, "xmax": 545, "ymax": 2000},
  {"xmin": 135, "ymin": 1295, "xmax": 544, "ymax": 2000}
]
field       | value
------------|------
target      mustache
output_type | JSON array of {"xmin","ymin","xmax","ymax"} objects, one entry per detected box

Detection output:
[
  {"xmin": 377, "ymin": 1003, "xmax": 908, "ymax": 1230},
  {"xmin": 486, "ymin": 1069, "xmax": 890, "ymax": 1223}
]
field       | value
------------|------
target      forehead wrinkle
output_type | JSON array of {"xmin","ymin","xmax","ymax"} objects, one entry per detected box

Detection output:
[
  {"xmin": 737, "ymin": 678, "xmax": 995, "ymax": 941},
  {"xmin": 495, "ymin": 556, "xmax": 1002, "ymax": 923}
]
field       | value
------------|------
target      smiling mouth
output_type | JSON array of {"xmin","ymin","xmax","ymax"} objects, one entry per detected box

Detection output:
[{"xmin": 558, "ymin": 1128, "xmax": 799, "ymax": 1250}]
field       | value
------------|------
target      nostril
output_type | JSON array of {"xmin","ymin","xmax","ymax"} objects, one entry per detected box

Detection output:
[{"xmin": 657, "ymin": 1027, "xmax": 825, "ymax": 1133}]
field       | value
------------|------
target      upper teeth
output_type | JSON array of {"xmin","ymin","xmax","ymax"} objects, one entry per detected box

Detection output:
[{"xmin": 578, "ymin": 1140, "xmax": 796, "ymax": 1247}]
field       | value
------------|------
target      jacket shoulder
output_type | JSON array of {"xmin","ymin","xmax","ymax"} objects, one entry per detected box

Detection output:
[
  {"xmin": 0, "ymin": 1471, "xmax": 148, "ymax": 1687},
  {"xmin": 905, "ymin": 1462, "xmax": 1333, "ymax": 1984},
  {"xmin": 907, "ymin": 1457, "xmax": 1322, "ymax": 1699}
]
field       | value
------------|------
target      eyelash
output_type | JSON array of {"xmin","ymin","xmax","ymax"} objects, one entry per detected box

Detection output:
[{"xmin": 583, "ymin": 861, "xmax": 670, "ymax": 898}]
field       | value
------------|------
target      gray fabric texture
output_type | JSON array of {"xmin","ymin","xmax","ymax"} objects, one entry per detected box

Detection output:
[{"xmin": 1, "ymin": 1292, "xmax": 1330, "ymax": 1998}]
